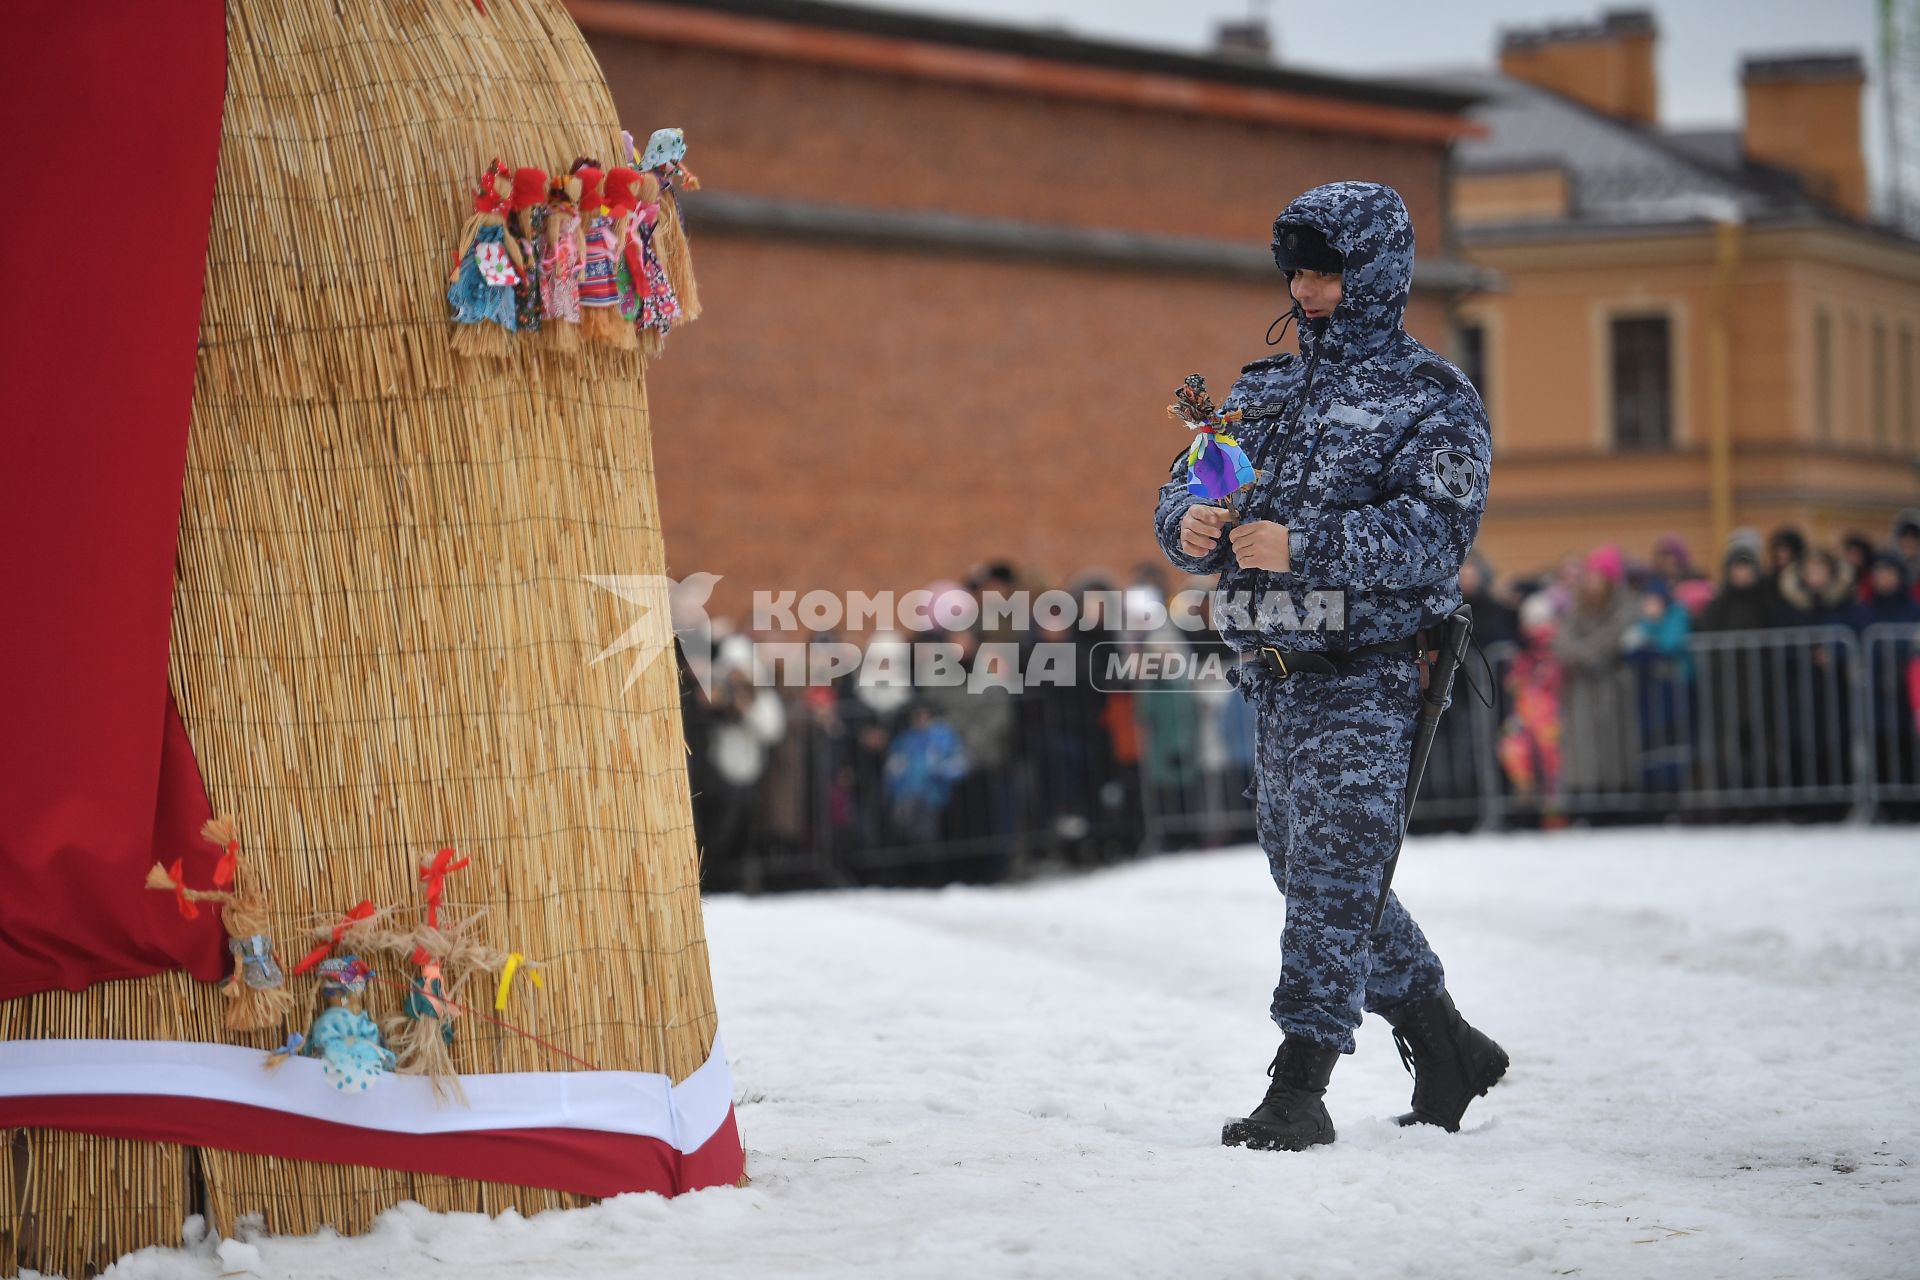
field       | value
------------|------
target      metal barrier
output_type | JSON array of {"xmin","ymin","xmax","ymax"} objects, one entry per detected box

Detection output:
[
  {"xmin": 689, "ymin": 624, "xmax": 1918, "ymax": 891},
  {"xmin": 1861, "ymin": 622, "xmax": 1920, "ymax": 810},
  {"xmin": 1483, "ymin": 626, "xmax": 1870, "ymax": 822},
  {"xmin": 692, "ymin": 669, "xmax": 1160, "ymax": 891}
]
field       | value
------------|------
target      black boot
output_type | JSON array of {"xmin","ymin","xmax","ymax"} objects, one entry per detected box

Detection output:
[
  {"xmin": 1221, "ymin": 1035, "xmax": 1339, "ymax": 1151},
  {"xmin": 1381, "ymin": 990, "xmax": 1508, "ymax": 1132}
]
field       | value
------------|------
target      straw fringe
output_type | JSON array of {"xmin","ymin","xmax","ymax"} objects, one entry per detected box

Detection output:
[
  {"xmin": 654, "ymin": 192, "xmax": 701, "ymax": 323},
  {"xmin": 5, "ymin": 2, "xmax": 720, "ymax": 1272}
]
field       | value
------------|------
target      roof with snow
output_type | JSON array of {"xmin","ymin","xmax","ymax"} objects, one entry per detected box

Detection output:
[{"xmin": 1408, "ymin": 67, "xmax": 1897, "ymax": 240}]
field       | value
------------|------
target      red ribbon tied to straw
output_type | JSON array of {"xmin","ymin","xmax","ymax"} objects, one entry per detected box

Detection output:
[
  {"xmin": 163, "ymin": 859, "xmax": 199, "ymax": 919},
  {"xmin": 420, "ymin": 847, "xmax": 470, "ymax": 928},
  {"xmin": 211, "ymin": 839, "xmax": 237, "ymax": 891},
  {"xmin": 292, "ymin": 900, "xmax": 377, "ymax": 974}
]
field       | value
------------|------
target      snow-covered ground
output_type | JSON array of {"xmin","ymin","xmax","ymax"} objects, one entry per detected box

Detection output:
[{"xmin": 93, "ymin": 828, "xmax": 1920, "ymax": 1280}]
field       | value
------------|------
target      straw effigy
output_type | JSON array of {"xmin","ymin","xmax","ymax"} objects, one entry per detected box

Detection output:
[{"xmin": 0, "ymin": 1, "xmax": 721, "ymax": 1273}]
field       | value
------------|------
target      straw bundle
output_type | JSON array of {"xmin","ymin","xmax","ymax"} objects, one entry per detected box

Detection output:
[{"xmin": 3, "ymin": 1, "xmax": 719, "ymax": 1273}]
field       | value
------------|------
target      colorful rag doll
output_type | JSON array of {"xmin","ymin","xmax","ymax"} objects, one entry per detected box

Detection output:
[
  {"xmin": 630, "ymin": 171, "xmax": 684, "ymax": 355},
  {"xmin": 640, "ymin": 126, "xmax": 702, "ymax": 324},
  {"xmin": 403, "ymin": 955, "xmax": 457, "ymax": 1048},
  {"xmin": 540, "ymin": 172, "xmax": 586, "ymax": 351},
  {"xmin": 447, "ymin": 159, "xmax": 526, "ymax": 358},
  {"xmin": 603, "ymin": 165, "xmax": 646, "ymax": 325},
  {"xmin": 603, "ymin": 166, "xmax": 681, "ymax": 355},
  {"xmin": 145, "ymin": 816, "xmax": 294, "ymax": 1034},
  {"xmin": 1168, "ymin": 374, "xmax": 1257, "ymax": 516},
  {"xmin": 394, "ymin": 949, "xmax": 463, "ymax": 1102},
  {"xmin": 508, "ymin": 166, "xmax": 548, "ymax": 336},
  {"xmin": 302, "ymin": 956, "xmax": 396, "ymax": 1093},
  {"xmin": 572, "ymin": 160, "xmax": 637, "ymax": 350}
]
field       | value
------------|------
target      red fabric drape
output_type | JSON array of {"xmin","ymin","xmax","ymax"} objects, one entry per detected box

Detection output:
[{"xmin": 0, "ymin": 1, "xmax": 230, "ymax": 998}]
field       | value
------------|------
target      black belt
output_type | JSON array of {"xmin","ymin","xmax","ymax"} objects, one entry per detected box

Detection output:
[{"xmin": 1234, "ymin": 629, "xmax": 1431, "ymax": 680}]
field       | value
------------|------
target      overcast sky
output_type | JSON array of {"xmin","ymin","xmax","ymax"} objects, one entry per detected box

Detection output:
[{"xmin": 839, "ymin": 0, "xmax": 1891, "ymax": 183}]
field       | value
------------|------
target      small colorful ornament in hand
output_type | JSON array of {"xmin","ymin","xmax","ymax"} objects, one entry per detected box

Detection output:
[
  {"xmin": 304, "ymin": 956, "xmax": 396, "ymax": 1093},
  {"xmin": 1168, "ymin": 374, "xmax": 1257, "ymax": 517},
  {"xmin": 447, "ymin": 158, "xmax": 528, "ymax": 358}
]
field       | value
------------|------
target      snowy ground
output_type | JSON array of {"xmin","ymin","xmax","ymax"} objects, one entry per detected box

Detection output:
[{"xmin": 90, "ymin": 827, "xmax": 1920, "ymax": 1280}]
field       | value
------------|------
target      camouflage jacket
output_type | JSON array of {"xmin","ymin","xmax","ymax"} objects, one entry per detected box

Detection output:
[{"xmin": 1152, "ymin": 181, "xmax": 1492, "ymax": 653}]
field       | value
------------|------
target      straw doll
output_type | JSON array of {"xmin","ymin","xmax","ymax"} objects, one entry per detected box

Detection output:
[
  {"xmin": 508, "ymin": 165, "xmax": 548, "ymax": 336},
  {"xmin": 296, "ymin": 956, "xmax": 396, "ymax": 1093},
  {"xmin": 540, "ymin": 172, "xmax": 586, "ymax": 351},
  {"xmin": 641, "ymin": 127, "xmax": 702, "ymax": 325},
  {"xmin": 446, "ymin": 158, "xmax": 526, "ymax": 357},
  {"xmin": 572, "ymin": 161, "xmax": 637, "ymax": 350},
  {"xmin": 354, "ymin": 848, "xmax": 510, "ymax": 1104},
  {"xmin": 385, "ymin": 918, "xmax": 507, "ymax": 1105},
  {"xmin": 145, "ymin": 816, "xmax": 294, "ymax": 1034}
]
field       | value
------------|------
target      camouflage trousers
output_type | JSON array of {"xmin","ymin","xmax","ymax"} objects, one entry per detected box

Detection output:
[{"xmin": 1241, "ymin": 650, "xmax": 1446, "ymax": 1053}]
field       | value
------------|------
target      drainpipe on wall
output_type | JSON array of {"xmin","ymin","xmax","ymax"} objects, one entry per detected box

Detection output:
[{"xmin": 1707, "ymin": 214, "xmax": 1743, "ymax": 553}]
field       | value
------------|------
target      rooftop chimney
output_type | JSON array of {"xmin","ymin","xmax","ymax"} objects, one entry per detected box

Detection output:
[
  {"xmin": 1213, "ymin": 19, "xmax": 1273, "ymax": 64},
  {"xmin": 1498, "ymin": 8, "xmax": 1658, "ymax": 125},
  {"xmin": 1741, "ymin": 53, "xmax": 1868, "ymax": 220}
]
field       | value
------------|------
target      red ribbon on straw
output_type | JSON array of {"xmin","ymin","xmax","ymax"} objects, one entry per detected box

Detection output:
[
  {"xmin": 291, "ymin": 900, "xmax": 376, "ymax": 974},
  {"xmin": 163, "ymin": 859, "xmax": 198, "ymax": 919},
  {"xmin": 420, "ymin": 847, "xmax": 470, "ymax": 928},
  {"xmin": 211, "ymin": 839, "xmax": 237, "ymax": 890}
]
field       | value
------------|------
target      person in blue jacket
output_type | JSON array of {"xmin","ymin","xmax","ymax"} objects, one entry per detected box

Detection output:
[{"xmin": 1153, "ymin": 182, "xmax": 1508, "ymax": 1150}]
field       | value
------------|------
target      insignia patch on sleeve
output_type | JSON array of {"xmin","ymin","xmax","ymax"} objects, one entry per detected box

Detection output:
[{"xmin": 1430, "ymin": 448, "xmax": 1477, "ymax": 501}]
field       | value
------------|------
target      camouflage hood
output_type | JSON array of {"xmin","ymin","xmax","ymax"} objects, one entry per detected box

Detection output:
[{"xmin": 1272, "ymin": 181, "xmax": 1414, "ymax": 365}]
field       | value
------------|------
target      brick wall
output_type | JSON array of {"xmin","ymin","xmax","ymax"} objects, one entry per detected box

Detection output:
[
  {"xmin": 592, "ymin": 34, "xmax": 1458, "ymax": 620},
  {"xmin": 598, "ymin": 43, "xmax": 1452, "ymax": 252}
]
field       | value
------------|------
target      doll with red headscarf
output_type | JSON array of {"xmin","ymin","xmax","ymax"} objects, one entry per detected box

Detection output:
[
  {"xmin": 602, "ymin": 165, "xmax": 645, "ymax": 324},
  {"xmin": 572, "ymin": 159, "xmax": 637, "ymax": 350},
  {"xmin": 446, "ymin": 159, "xmax": 526, "ymax": 357},
  {"xmin": 507, "ymin": 166, "xmax": 548, "ymax": 336}
]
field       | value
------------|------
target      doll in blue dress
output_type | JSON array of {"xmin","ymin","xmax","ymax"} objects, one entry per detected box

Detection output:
[
  {"xmin": 304, "ymin": 956, "xmax": 395, "ymax": 1093},
  {"xmin": 447, "ymin": 159, "xmax": 526, "ymax": 358}
]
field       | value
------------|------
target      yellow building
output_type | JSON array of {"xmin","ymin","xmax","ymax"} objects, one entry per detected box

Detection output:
[{"xmin": 1431, "ymin": 10, "xmax": 1920, "ymax": 577}]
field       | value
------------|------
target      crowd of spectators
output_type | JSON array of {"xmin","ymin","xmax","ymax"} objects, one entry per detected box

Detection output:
[
  {"xmin": 680, "ymin": 511, "xmax": 1920, "ymax": 891},
  {"xmin": 1469, "ymin": 512, "xmax": 1920, "ymax": 824}
]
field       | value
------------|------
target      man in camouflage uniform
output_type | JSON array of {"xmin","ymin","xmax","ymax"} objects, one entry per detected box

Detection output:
[{"xmin": 1152, "ymin": 182, "xmax": 1509, "ymax": 1150}]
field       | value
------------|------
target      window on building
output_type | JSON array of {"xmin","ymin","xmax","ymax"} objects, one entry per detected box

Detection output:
[
  {"xmin": 1610, "ymin": 314, "xmax": 1671, "ymax": 450},
  {"xmin": 1901, "ymin": 324, "xmax": 1914, "ymax": 453},
  {"xmin": 1873, "ymin": 319, "xmax": 1889, "ymax": 447},
  {"xmin": 1847, "ymin": 314, "xmax": 1864, "ymax": 441},
  {"xmin": 1456, "ymin": 321, "xmax": 1488, "ymax": 421},
  {"xmin": 1815, "ymin": 309, "xmax": 1832, "ymax": 441}
]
